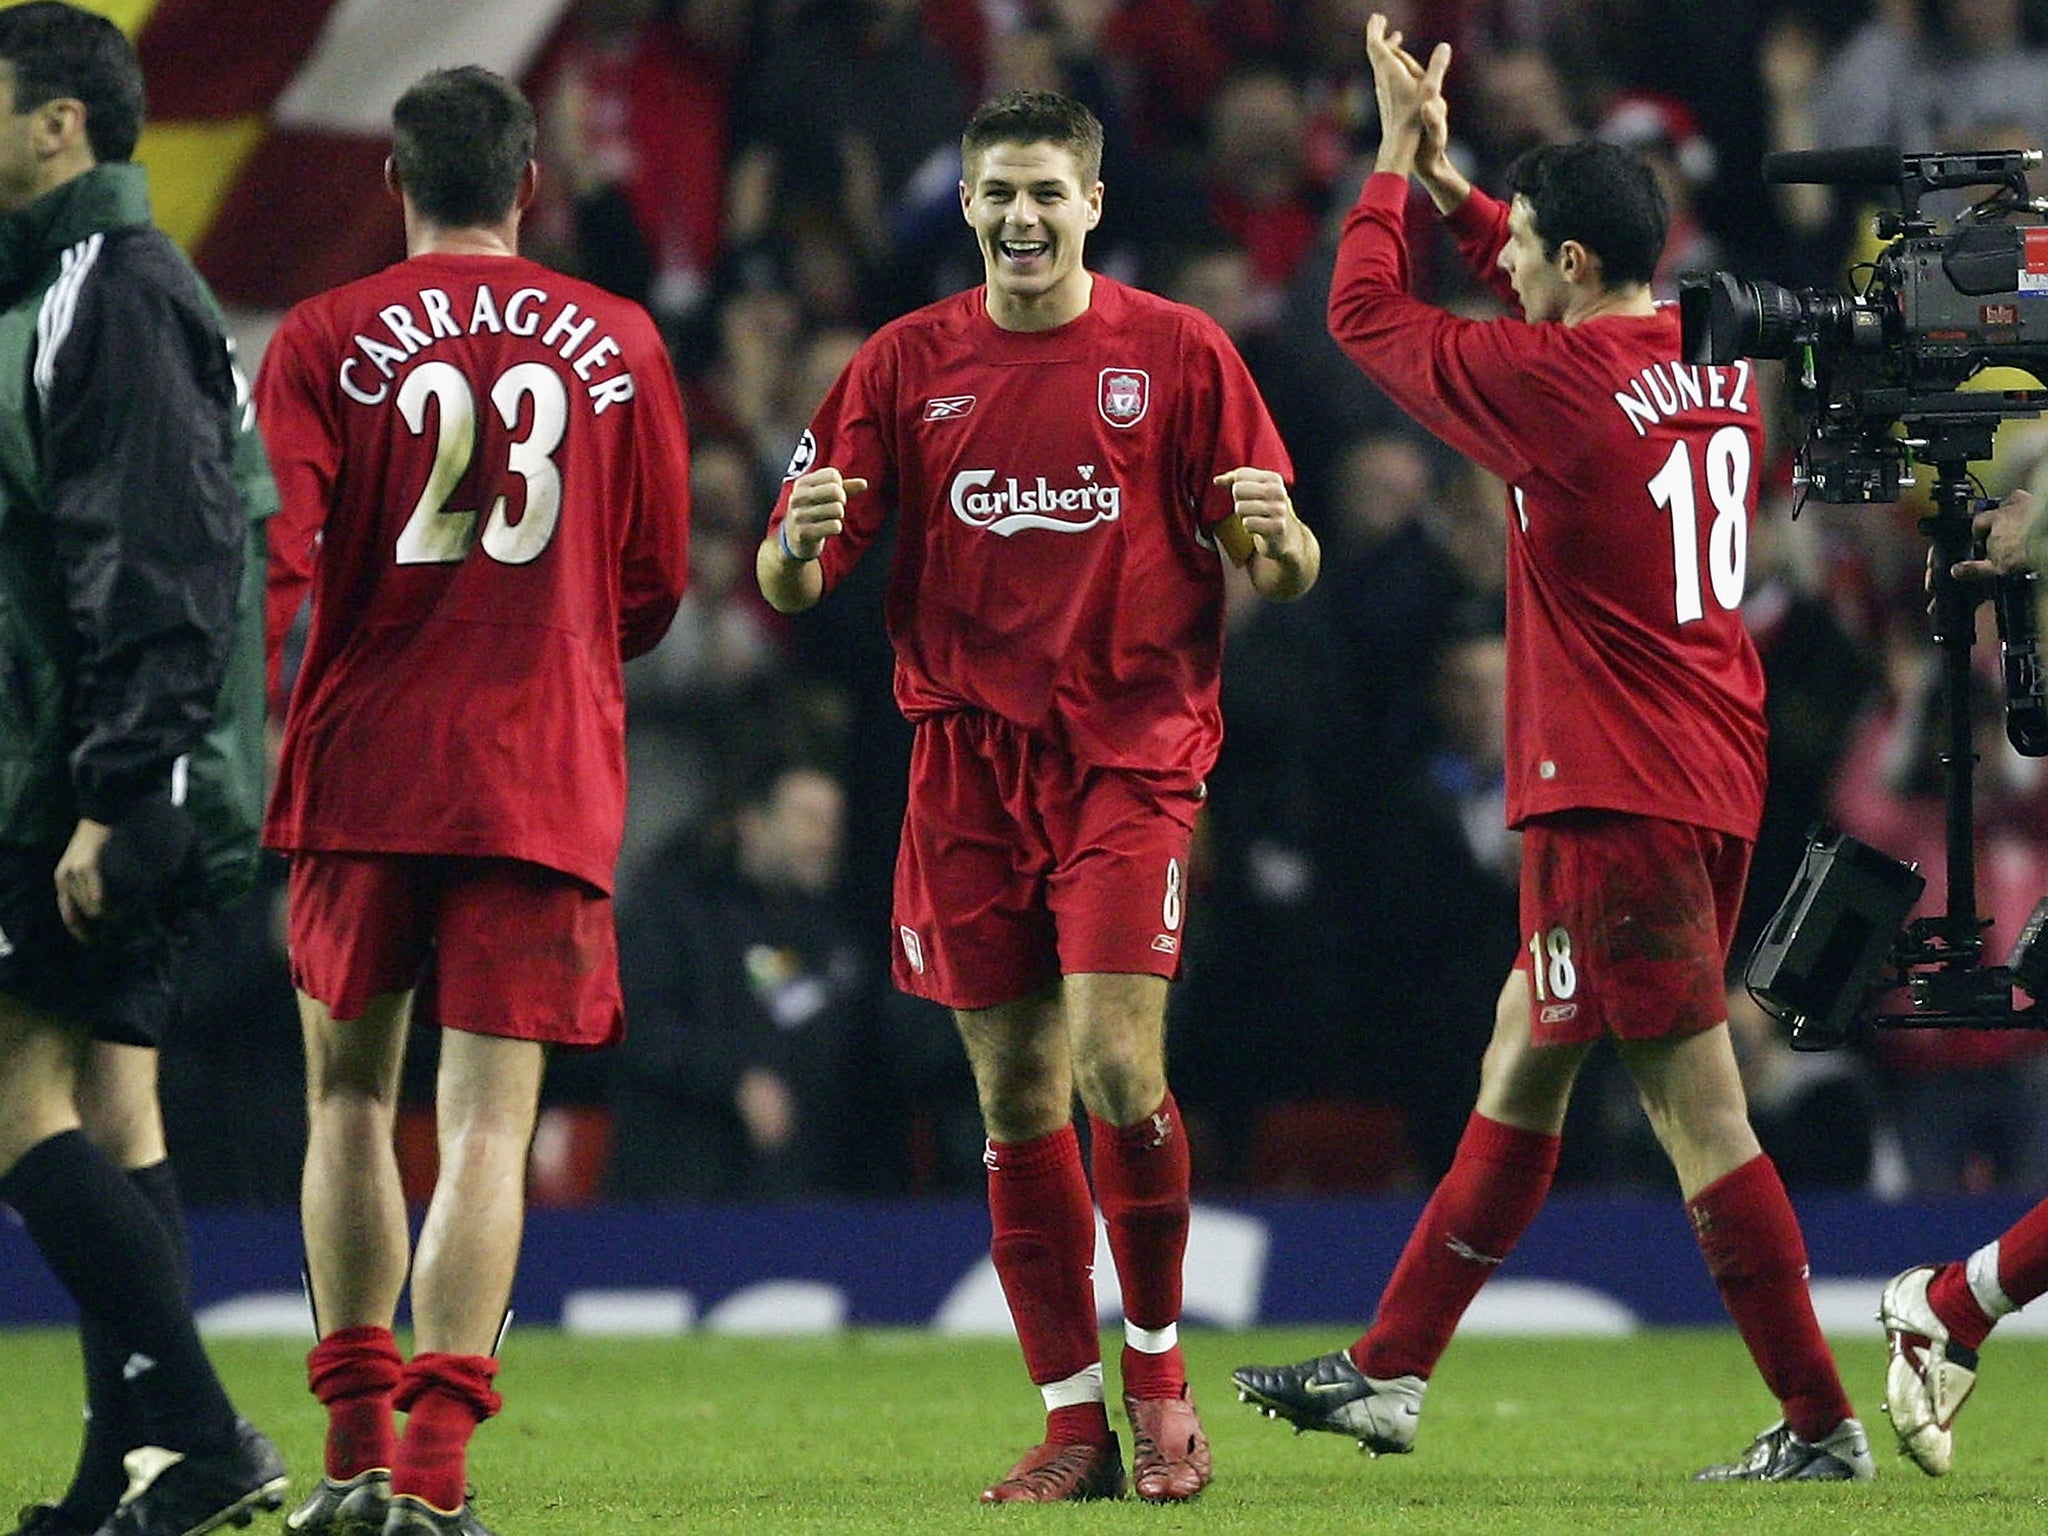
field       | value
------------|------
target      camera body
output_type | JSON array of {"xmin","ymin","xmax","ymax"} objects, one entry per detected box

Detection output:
[
  {"xmin": 1684, "ymin": 146, "xmax": 2048, "ymax": 1041},
  {"xmin": 1681, "ymin": 147, "xmax": 2048, "ymax": 505}
]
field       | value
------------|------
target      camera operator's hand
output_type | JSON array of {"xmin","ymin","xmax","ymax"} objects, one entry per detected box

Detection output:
[{"xmin": 1951, "ymin": 488, "xmax": 2042, "ymax": 581}]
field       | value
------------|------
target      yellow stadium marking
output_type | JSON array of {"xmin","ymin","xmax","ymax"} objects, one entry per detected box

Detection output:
[
  {"xmin": 135, "ymin": 116, "xmax": 267, "ymax": 254},
  {"xmin": 40, "ymin": 0, "xmax": 165, "ymax": 34}
]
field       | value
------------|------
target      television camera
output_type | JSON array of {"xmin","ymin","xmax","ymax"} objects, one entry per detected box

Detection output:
[{"xmin": 1680, "ymin": 145, "xmax": 2048, "ymax": 1049}]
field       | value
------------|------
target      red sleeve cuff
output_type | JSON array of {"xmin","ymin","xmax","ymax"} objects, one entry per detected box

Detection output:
[
  {"xmin": 1445, "ymin": 185, "xmax": 1501, "ymax": 240},
  {"xmin": 1361, "ymin": 171, "xmax": 1412, "ymax": 211}
]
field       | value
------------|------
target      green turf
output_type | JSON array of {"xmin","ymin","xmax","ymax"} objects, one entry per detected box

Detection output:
[{"xmin": 3, "ymin": 1327, "xmax": 2045, "ymax": 1533}]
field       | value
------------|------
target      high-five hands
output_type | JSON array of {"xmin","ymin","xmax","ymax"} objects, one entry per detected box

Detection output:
[{"xmin": 1366, "ymin": 12, "xmax": 1452, "ymax": 180}]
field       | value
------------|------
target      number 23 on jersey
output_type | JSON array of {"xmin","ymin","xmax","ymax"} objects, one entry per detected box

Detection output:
[{"xmin": 393, "ymin": 359, "xmax": 569, "ymax": 567}]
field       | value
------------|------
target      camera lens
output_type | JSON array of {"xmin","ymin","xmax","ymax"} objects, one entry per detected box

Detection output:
[
  {"xmin": 1742, "ymin": 279, "xmax": 1806, "ymax": 357},
  {"xmin": 1681, "ymin": 272, "xmax": 1806, "ymax": 363}
]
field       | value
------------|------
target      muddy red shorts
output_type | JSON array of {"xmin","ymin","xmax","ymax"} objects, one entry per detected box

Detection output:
[
  {"xmin": 287, "ymin": 851, "xmax": 622, "ymax": 1046},
  {"xmin": 1516, "ymin": 809, "xmax": 1750, "ymax": 1047},
  {"xmin": 892, "ymin": 712, "xmax": 1205, "ymax": 1010}
]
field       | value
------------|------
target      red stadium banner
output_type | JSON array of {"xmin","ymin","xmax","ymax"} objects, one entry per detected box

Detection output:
[{"xmin": 113, "ymin": 0, "xmax": 575, "ymax": 309}]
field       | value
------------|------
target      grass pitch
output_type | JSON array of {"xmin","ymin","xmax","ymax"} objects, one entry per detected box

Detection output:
[{"xmin": 2, "ymin": 1327, "xmax": 2046, "ymax": 1534}]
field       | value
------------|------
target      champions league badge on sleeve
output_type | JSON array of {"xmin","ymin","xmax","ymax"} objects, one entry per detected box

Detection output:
[
  {"xmin": 783, "ymin": 429, "xmax": 818, "ymax": 481},
  {"xmin": 1099, "ymin": 368, "xmax": 1149, "ymax": 429}
]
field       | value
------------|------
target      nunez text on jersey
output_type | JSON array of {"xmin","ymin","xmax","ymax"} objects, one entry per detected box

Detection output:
[{"xmin": 1613, "ymin": 359, "xmax": 1753, "ymax": 438}]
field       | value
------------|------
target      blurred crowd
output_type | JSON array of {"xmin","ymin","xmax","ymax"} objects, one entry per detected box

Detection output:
[{"xmin": 166, "ymin": 0, "xmax": 2048, "ymax": 1206}]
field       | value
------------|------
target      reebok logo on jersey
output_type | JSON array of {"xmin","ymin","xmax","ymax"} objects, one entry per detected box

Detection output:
[
  {"xmin": 1539, "ymin": 1002, "xmax": 1578, "ymax": 1025},
  {"xmin": 899, "ymin": 925, "xmax": 926, "ymax": 975},
  {"xmin": 1099, "ymin": 367, "xmax": 1149, "ymax": 427},
  {"xmin": 950, "ymin": 469, "xmax": 1122, "ymax": 537},
  {"xmin": 924, "ymin": 395, "xmax": 975, "ymax": 420},
  {"xmin": 1151, "ymin": 934, "xmax": 1178, "ymax": 955}
]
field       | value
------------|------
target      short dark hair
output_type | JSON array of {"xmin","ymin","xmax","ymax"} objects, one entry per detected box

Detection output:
[
  {"xmin": 961, "ymin": 90, "xmax": 1103, "ymax": 188},
  {"xmin": 0, "ymin": 2, "xmax": 144, "ymax": 164},
  {"xmin": 390, "ymin": 66, "xmax": 535, "ymax": 227},
  {"xmin": 1505, "ymin": 140, "xmax": 1667, "ymax": 290}
]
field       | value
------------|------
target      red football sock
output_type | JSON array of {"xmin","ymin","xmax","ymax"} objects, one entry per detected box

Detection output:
[
  {"xmin": 1044, "ymin": 1399, "xmax": 1112, "ymax": 1446},
  {"xmin": 393, "ymin": 1352, "xmax": 502, "ymax": 1511},
  {"xmin": 1929, "ymin": 1196, "xmax": 2048, "ymax": 1349},
  {"xmin": 307, "ymin": 1325, "xmax": 403, "ymax": 1480},
  {"xmin": 1092, "ymin": 1093, "xmax": 1191, "ymax": 1401},
  {"xmin": 987, "ymin": 1125, "xmax": 1109, "ymax": 1443},
  {"xmin": 1989, "ymin": 1197, "xmax": 2048, "ymax": 1316},
  {"xmin": 1688, "ymin": 1155, "xmax": 1852, "ymax": 1443},
  {"xmin": 1926, "ymin": 1262, "xmax": 1997, "ymax": 1351},
  {"xmin": 1355, "ymin": 1113, "xmax": 1558, "ymax": 1381}
]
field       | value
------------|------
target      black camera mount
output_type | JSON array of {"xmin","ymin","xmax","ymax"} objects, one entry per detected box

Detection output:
[
  {"xmin": 1748, "ymin": 431, "xmax": 2048, "ymax": 1047},
  {"xmin": 1685, "ymin": 144, "xmax": 2048, "ymax": 1046}
]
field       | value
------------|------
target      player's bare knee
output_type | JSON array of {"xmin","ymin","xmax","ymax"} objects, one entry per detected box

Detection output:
[
  {"xmin": 1070, "ymin": 1048, "xmax": 1164, "ymax": 1127},
  {"xmin": 976, "ymin": 1075, "xmax": 1070, "ymax": 1143},
  {"xmin": 438, "ymin": 1115, "xmax": 538, "ymax": 1177}
]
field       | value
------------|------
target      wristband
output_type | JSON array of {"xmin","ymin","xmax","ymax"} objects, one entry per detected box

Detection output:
[{"xmin": 779, "ymin": 523, "xmax": 818, "ymax": 564}]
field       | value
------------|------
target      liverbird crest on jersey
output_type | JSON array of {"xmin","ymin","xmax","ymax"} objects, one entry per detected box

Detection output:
[{"xmin": 1099, "ymin": 367, "xmax": 1149, "ymax": 428}]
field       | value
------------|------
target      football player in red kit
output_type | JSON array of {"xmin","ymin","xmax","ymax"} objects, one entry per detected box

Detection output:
[
  {"xmin": 758, "ymin": 90, "xmax": 1318, "ymax": 1503},
  {"xmin": 1880, "ymin": 485, "xmax": 2048, "ymax": 1477},
  {"xmin": 1233, "ymin": 15, "xmax": 1872, "ymax": 1483},
  {"xmin": 258, "ymin": 67, "xmax": 690, "ymax": 1536}
]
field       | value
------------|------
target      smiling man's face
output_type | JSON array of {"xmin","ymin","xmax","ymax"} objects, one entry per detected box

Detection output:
[{"xmin": 961, "ymin": 139, "xmax": 1101, "ymax": 331}]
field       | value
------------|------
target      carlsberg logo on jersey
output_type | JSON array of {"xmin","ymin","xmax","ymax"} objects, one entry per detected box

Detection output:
[{"xmin": 950, "ymin": 468, "xmax": 1122, "ymax": 538}]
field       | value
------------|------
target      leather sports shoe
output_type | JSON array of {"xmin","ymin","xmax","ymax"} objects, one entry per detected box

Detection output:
[
  {"xmin": 1692, "ymin": 1418, "xmax": 1876, "ymax": 1482},
  {"xmin": 979, "ymin": 1436, "xmax": 1127, "ymax": 1503},
  {"xmin": 98, "ymin": 1419, "xmax": 287, "ymax": 1536},
  {"xmin": 8, "ymin": 1504, "xmax": 96, "ymax": 1536},
  {"xmin": 1231, "ymin": 1350, "xmax": 1425, "ymax": 1455},
  {"xmin": 379, "ymin": 1496, "xmax": 496, "ymax": 1536},
  {"xmin": 1879, "ymin": 1263, "xmax": 1980, "ymax": 1476},
  {"xmin": 284, "ymin": 1472, "xmax": 391, "ymax": 1536},
  {"xmin": 1123, "ymin": 1388, "xmax": 1211, "ymax": 1502}
]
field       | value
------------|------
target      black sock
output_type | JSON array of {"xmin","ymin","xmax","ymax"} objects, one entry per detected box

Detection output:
[
  {"xmin": 58, "ymin": 1315, "xmax": 132, "ymax": 1524},
  {"xmin": 56, "ymin": 1161, "xmax": 195, "ymax": 1524},
  {"xmin": 130, "ymin": 1160, "xmax": 192, "ymax": 1294},
  {"xmin": 0, "ymin": 1133, "xmax": 236, "ymax": 1456}
]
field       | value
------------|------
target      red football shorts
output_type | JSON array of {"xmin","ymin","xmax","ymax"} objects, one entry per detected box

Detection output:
[
  {"xmin": 287, "ymin": 851, "xmax": 622, "ymax": 1046},
  {"xmin": 892, "ymin": 711, "xmax": 1204, "ymax": 1011},
  {"xmin": 1516, "ymin": 809, "xmax": 1751, "ymax": 1047}
]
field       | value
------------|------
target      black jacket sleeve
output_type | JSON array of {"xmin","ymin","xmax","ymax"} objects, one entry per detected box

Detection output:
[{"xmin": 42, "ymin": 228, "xmax": 244, "ymax": 825}]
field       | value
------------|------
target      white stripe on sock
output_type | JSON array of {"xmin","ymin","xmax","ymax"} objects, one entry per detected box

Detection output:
[
  {"xmin": 1124, "ymin": 1321, "xmax": 1178, "ymax": 1354},
  {"xmin": 1039, "ymin": 1362, "xmax": 1105, "ymax": 1411},
  {"xmin": 1967, "ymin": 1240, "xmax": 2017, "ymax": 1319}
]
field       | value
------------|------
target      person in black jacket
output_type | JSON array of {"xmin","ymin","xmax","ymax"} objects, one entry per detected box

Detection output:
[
  {"xmin": 609, "ymin": 761, "xmax": 863, "ymax": 1198},
  {"xmin": 0, "ymin": 9, "xmax": 285, "ymax": 1536}
]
